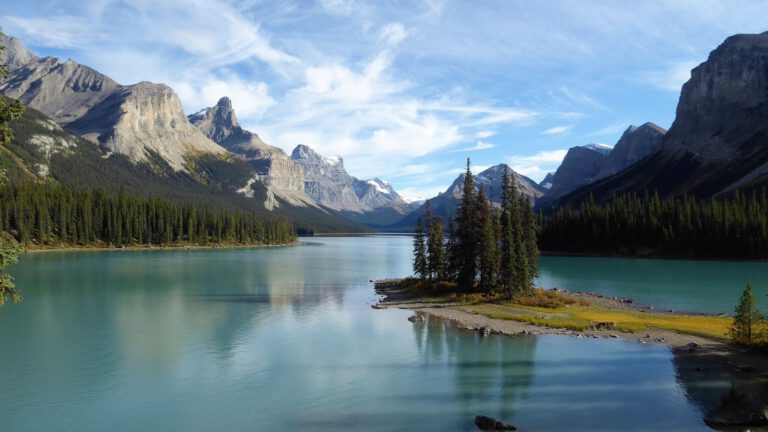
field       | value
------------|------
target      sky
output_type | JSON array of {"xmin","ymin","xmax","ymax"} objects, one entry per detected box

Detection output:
[{"xmin": 2, "ymin": 0, "xmax": 768, "ymax": 201}]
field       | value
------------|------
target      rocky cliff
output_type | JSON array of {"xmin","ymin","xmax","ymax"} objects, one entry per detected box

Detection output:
[
  {"xmin": 189, "ymin": 97, "xmax": 312, "ymax": 209},
  {"xmin": 290, "ymin": 144, "xmax": 411, "ymax": 216},
  {"xmin": 66, "ymin": 82, "xmax": 227, "ymax": 172},
  {"xmin": 558, "ymin": 32, "xmax": 768, "ymax": 207}
]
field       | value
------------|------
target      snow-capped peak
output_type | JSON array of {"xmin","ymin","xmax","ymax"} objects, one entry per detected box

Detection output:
[
  {"xmin": 583, "ymin": 143, "xmax": 613, "ymax": 155},
  {"xmin": 366, "ymin": 178, "xmax": 393, "ymax": 194},
  {"xmin": 323, "ymin": 155, "xmax": 342, "ymax": 166}
]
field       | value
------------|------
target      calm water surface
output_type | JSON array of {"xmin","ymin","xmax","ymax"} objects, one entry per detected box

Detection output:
[{"xmin": 1, "ymin": 236, "xmax": 753, "ymax": 431}]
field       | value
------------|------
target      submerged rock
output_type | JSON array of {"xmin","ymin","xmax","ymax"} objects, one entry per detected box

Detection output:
[
  {"xmin": 408, "ymin": 314, "xmax": 425, "ymax": 323},
  {"xmin": 474, "ymin": 415, "xmax": 516, "ymax": 431},
  {"xmin": 479, "ymin": 326, "xmax": 492, "ymax": 337}
]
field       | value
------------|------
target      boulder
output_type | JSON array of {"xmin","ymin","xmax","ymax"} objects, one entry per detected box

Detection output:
[
  {"xmin": 474, "ymin": 415, "xmax": 517, "ymax": 431},
  {"xmin": 408, "ymin": 314, "xmax": 425, "ymax": 323}
]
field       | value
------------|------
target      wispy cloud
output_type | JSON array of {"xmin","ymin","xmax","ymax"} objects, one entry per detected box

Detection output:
[
  {"xmin": 447, "ymin": 141, "xmax": 494, "ymax": 153},
  {"xmin": 640, "ymin": 60, "xmax": 699, "ymax": 92},
  {"xmin": 508, "ymin": 149, "xmax": 569, "ymax": 181},
  {"xmin": 542, "ymin": 125, "xmax": 573, "ymax": 135}
]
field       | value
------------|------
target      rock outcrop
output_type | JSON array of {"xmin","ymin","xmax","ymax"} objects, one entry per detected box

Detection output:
[
  {"xmin": 557, "ymin": 32, "xmax": 768, "ymax": 207},
  {"xmin": 189, "ymin": 97, "xmax": 313, "ymax": 208},
  {"xmin": 597, "ymin": 123, "xmax": 666, "ymax": 178},
  {"xmin": 67, "ymin": 82, "xmax": 227, "ymax": 172},
  {"xmin": 0, "ymin": 33, "xmax": 227, "ymax": 173},
  {"xmin": 290, "ymin": 144, "xmax": 411, "ymax": 215}
]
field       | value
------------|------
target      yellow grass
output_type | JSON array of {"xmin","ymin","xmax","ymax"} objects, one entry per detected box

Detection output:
[{"xmin": 460, "ymin": 297, "xmax": 733, "ymax": 340}]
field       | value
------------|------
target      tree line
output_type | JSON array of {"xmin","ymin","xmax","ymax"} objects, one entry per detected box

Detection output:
[
  {"xmin": 413, "ymin": 160, "xmax": 538, "ymax": 296},
  {"xmin": 0, "ymin": 183, "xmax": 297, "ymax": 249},
  {"xmin": 540, "ymin": 190, "xmax": 768, "ymax": 259}
]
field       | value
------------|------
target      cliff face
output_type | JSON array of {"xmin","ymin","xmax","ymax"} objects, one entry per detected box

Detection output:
[
  {"xmin": 67, "ymin": 82, "xmax": 227, "ymax": 172},
  {"xmin": 558, "ymin": 32, "xmax": 768, "ymax": 207},
  {"xmin": 290, "ymin": 145, "xmax": 366, "ymax": 211},
  {"xmin": 189, "ymin": 98, "xmax": 311, "ymax": 208},
  {"xmin": 665, "ymin": 33, "xmax": 768, "ymax": 162},
  {"xmin": 598, "ymin": 123, "xmax": 666, "ymax": 178},
  {"xmin": 545, "ymin": 145, "xmax": 611, "ymax": 200},
  {"xmin": 1, "ymin": 34, "xmax": 228, "ymax": 173}
]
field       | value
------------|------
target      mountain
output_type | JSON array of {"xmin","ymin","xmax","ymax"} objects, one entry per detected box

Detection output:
[
  {"xmin": 541, "ymin": 144, "xmax": 611, "ymax": 203},
  {"xmin": 386, "ymin": 164, "xmax": 545, "ymax": 230},
  {"xmin": 0, "ymin": 32, "xmax": 366, "ymax": 233},
  {"xmin": 539, "ymin": 172, "xmax": 555, "ymax": 189},
  {"xmin": 558, "ymin": 32, "xmax": 768, "ymax": 207},
  {"xmin": 538, "ymin": 123, "xmax": 666, "ymax": 209},
  {"xmin": 290, "ymin": 144, "xmax": 416, "ymax": 225},
  {"xmin": 188, "ymin": 97, "xmax": 314, "ymax": 209}
]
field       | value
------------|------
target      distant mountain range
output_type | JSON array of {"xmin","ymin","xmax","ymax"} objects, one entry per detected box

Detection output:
[
  {"xmin": 3, "ymin": 30, "xmax": 768, "ymax": 232},
  {"xmin": 0, "ymin": 32, "xmax": 411, "ymax": 231}
]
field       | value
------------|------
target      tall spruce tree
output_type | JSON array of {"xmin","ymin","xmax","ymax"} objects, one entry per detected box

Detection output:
[
  {"xmin": 413, "ymin": 216, "xmax": 428, "ymax": 280},
  {"xmin": 521, "ymin": 196, "xmax": 539, "ymax": 282},
  {"xmin": 455, "ymin": 159, "xmax": 478, "ymax": 291},
  {"xmin": 477, "ymin": 187, "xmax": 497, "ymax": 293},
  {"xmin": 731, "ymin": 283, "xmax": 763, "ymax": 344},
  {"xmin": 427, "ymin": 215, "xmax": 446, "ymax": 280},
  {"xmin": 499, "ymin": 168, "xmax": 517, "ymax": 296}
]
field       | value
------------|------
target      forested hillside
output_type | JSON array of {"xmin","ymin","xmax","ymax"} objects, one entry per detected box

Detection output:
[{"xmin": 0, "ymin": 183, "xmax": 297, "ymax": 248}]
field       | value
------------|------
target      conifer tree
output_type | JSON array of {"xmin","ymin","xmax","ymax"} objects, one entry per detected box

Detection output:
[
  {"xmin": 455, "ymin": 159, "xmax": 478, "ymax": 291},
  {"xmin": 413, "ymin": 216, "xmax": 428, "ymax": 280},
  {"xmin": 521, "ymin": 196, "xmax": 539, "ymax": 281},
  {"xmin": 499, "ymin": 168, "xmax": 517, "ymax": 296},
  {"xmin": 731, "ymin": 282, "xmax": 763, "ymax": 344},
  {"xmin": 427, "ymin": 214, "xmax": 446, "ymax": 280},
  {"xmin": 477, "ymin": 187, "xmax": 497, "ymax": 293}
]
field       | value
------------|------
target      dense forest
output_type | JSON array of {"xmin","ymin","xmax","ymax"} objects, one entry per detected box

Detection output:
[
  {"xmin": 0, "ymin": 183, "xmax": 297, "ymax": 248},
  {"xmin": 413, "ymin": 161, "xmax": 538, "ymax": 295},
  {"xmin": 540, "ymin": 190, "xmax": 768, "ymax": 259}
]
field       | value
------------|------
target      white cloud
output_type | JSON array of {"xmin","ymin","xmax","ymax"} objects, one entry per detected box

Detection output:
[
  {"xmin": 542, "ymin": 124, "xmax": 573, "ymax": 135},
  {"xmin": 640, "ymin": 60, "xmax": 700, "ymax": 92},
  {"xmin": 447, "ymin": 141, "xmax": 494, "ymax": 153},
  {"xmin": 381, "ymin": 22, "xmax": 408, "ymax": 46},
  {"xmin": 172, "ymin": 71, "xmax": 276, "ymax": 118},
  {"xmin": 397, "ymin": 186, "xmax": 446, "ymax": 203},
  {"xmin": 508, "ymin": 149, "xmax": 569, "ymax": 182},
  {"xmin": 1, "ymin": 15, "xmax": 94, "ymax": 48}
]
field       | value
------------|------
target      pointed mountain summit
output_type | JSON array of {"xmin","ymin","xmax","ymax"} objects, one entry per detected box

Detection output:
[
  {"xmin": 188, "ymin": 98, "xmax": 311, "ymax": 209},
  {"xmin": 289, "ymin": 144, "xmax": 413, "ymax": 224},
  {"xmin": 387, "ymin": 164, "xmax": 544, "ymax": 231}
]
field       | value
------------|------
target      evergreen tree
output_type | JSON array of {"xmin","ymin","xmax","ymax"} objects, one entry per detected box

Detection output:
[
  {"xmin": 427, "ymin": 214, "xmax": 446, "ymax": 280},
  {"xmin": 521, "ymin": 196, "xmax": 539, "ymax": 282},
  {"xmin": 413, "ymin": 216, "xmax": 428, "ymax": 280},
  {"xmin": 731, "ymin": 283, "xmax": 763, "ymax": 344},
  {"xmin": 0, "ymin": 37, "xmax": 24, "ymax": 307},
  {"xmin": 477, "ymin": 187, "xmax": 497, "ymax": 293},
  {"xmin": 499, "ymin": 168, "xmax": 518, "ymax": 296},
  {"xmin": 455, "ymin": 159, "xmax": 478, "ymax": 291}
]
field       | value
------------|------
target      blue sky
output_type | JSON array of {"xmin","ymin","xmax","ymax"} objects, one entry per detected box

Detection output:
[{"xmin": 2, "ymin": 0, "xmax": 768, "ymax": 200}]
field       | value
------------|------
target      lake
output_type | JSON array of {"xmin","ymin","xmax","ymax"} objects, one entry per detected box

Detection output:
[{"xmin": 1, "ymin": 236, "xmax": 759, "ymax": 431}]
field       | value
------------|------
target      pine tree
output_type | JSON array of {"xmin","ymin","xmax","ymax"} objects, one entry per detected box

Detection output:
[
  {"xmin": 477, "ymin": 187, "xmax": 497, "ymax": 293},
  {"xmin": 731, "ymin": 282, "xmax": 763, "ymax": 344},
  {"xmin": 427, "ymin": 214, "xmax": 446, "ymax": 280},
  {"xmin": 0, "ymin": 36, "xmax": 24, "ymax": 307},
  {"xmin": 413, "ymin": 216, "xmax": 428, "ymax": 280},
  {"xmin": 455, "ymin": 159, "xmax": 478, "ymax": 291},
  {"xmin": 521, "ymin": 196, "xmax": 539, "ymax": 283},
  {"xmin": 499, "ymin": 168, "xmax": 517, "ymax": 296}
]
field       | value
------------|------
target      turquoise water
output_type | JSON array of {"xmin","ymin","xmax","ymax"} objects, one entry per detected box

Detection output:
[
  {"xmin": 538, "ymin": 255, "xmax": 768, "ymax": 314},
  {"xmin": 0, "ymin": 236, "xmax": 740, "ymax": 431}
]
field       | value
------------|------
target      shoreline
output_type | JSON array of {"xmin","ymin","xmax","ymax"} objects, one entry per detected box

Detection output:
[
  {"xmin": 23, "ymin": 241, "xmax": 301, "ymax": 254},
  {"xmin": 540, "ymin": 250, "xmax": 768, "ymax": 263},
  {"xmin": 373, "ymin": 279, "xmax": 768, "ymax": 426}
]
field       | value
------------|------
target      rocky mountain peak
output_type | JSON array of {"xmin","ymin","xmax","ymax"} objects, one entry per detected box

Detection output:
[
  {"xmin": 0, "ymin": 32, "xmax": 35, "ymax": 72},
  {"xmin": 666, "ymin": 31, "xmax": 768, "ymax": 161},
  {"xmin": 291, "ymin": 144, "xmax": 322, "ymax": 161}
]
